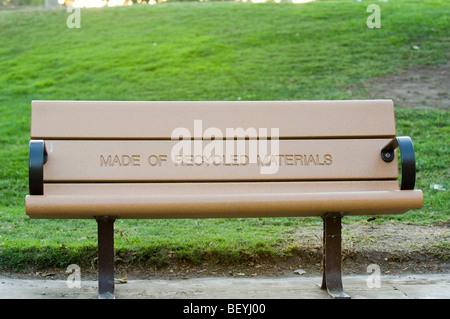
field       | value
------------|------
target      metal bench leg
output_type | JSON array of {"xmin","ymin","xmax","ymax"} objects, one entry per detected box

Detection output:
[
  {"xmin": 321, "ymin": 214, "xmax": 350, "ymax": 299},
  {"xmin": 96, "ymin": 216, "xmax": 116, "ymax": 299}
]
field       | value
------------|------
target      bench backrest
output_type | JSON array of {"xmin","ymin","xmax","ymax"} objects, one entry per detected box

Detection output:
[{"xmin": 31, "ymin": 100, "xmax": 398, "ymax": 182}]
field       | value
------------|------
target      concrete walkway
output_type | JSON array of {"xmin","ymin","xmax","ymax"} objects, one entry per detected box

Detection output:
[{"xmin": 1, "ymin": 273, "xmax": 448, "ymax": 299}]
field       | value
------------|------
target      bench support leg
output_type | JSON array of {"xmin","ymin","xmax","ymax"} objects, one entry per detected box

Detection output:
[
  {"xmin": 321, "ymin": 214, "xmax": 350, "ymax": 299},
  {"xmin": 96, "ymin": 216, "xmax": 116, "ymax": 299}
]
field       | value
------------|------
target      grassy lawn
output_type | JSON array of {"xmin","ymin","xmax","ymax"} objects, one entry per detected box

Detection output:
[{"xmin": 0, "ymin": 0, "xmax": 448, "ymax": 271}]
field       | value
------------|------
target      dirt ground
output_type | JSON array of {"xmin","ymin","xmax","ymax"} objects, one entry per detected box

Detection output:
[
  {"xmin": 363, "ymin": 62, "xmax": 449, "ymax": 110},
  {"xmin": 3, "ymin": 222, "xmax": 447, "ymax": 283},
  {"xmin": 1, "ymin": 63, "xmax": 449, "ymax": 284},
  {"xmin": 124, "ymin": 222, "xmax": 449, "ymax": 281}
]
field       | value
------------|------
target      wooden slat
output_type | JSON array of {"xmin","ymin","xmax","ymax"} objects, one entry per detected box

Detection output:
[
  {"xmin": 43, "ymin": 181, "xmax": 400, "ymax": 195},
  {"xmin": 25, "ymin": 190, "xmax": 424, "ymax": 219},
  {"xmin": 42, "ymin": 139, "xmax": 398, "ymax": 182},
  {"xmin": 31, "ymin": 100, "xmax": 396, "ymax": 139}
]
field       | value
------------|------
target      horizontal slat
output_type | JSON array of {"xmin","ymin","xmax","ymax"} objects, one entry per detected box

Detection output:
[
  {"xmin": 42, "ymin": 139, "xmax": 398, "ymax": 182},
  {"xmin": 25, "ymin": 190, "xmax": 424, "ymax": 219},
  {"xmin": 44, "ymin": 181, "xmax": 401, "ymax": 195},
  {"xmin": 31, "ymin": 100, "xmax": 396, "ymax": 139}
]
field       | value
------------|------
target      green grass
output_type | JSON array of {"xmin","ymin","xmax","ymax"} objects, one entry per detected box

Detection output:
[{"xmin": 0, "ymin": 1, "xmax": 448, "ymax": 271}]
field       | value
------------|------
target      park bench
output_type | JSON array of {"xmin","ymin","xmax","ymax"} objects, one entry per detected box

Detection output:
[{"xmin": 25, "ymin": 100, "xmax": 423, "ymax": 299}]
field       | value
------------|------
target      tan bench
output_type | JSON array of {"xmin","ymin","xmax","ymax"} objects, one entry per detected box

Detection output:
[{"xmin": 26, "ymin": 100, "xmax": 423, "ymax": 299}]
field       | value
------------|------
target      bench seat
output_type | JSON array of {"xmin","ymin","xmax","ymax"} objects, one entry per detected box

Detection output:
[{"xmin": 26, "ymin": 182, "xmax": 423, "ymax": 219}]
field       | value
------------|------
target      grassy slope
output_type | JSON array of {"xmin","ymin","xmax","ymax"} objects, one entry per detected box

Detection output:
[{"xmin": 0, "ymin": 1, "xmax": 448, "ymax": 270}]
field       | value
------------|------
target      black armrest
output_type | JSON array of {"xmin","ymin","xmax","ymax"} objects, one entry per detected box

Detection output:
[
  {"xmin": 29, "ymin": 140, "xmax": 47, "ymax": 195},
  {"xmin": 381, "ymin": 136, "xmax": 416, "ymax": 190}
]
